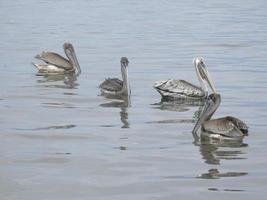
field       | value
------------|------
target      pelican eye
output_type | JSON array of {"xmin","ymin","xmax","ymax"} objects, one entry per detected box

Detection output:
[{"xmin": 200, "ymin": 60, "xmax": 205, "ymax": 67}]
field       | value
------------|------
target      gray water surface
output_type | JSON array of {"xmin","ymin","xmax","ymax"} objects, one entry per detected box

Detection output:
[{"xmin": 1, "ymin": 0, "xmax": 267, "ymax": 199}]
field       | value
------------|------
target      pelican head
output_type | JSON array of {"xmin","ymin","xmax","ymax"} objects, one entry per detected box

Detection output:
[
  {"xmin": 121, "ymin": 57, "xmax": 129, "ymax": 68},
  {"xmin": 193, "ymin": 57, "xmax": 216, "ymax": 94},
  {"xmin": 63, "ymin": 43, "xmax": 81, "ymax": 75}
]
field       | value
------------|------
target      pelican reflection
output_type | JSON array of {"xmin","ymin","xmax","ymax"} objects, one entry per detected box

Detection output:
[
  {"xmin": 36, "ymin": 73, "xmax": 79, "ymax": 89},
  {"xmin": 197, "ymin": 168, "xmax": 247, "ymax": 179},
  {"xmin": 99, "ymin": 97, "xmax": 130, "ymax": 128},
  {"xmin": 150, "ymin": 98, "xmax": 205, "ymax": 124},
  {"xmin": 195, "ymin": 139, "xmax": 247, "ymax": 165}
]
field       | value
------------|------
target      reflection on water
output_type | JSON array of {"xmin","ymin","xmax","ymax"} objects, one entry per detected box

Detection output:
[
  {"xmin": 153, "ymin": 98, "xmax": 204, "ymax": 112},
  {"xmin": 36, "ymin": 73, "xmax": 79, "ymax": 89},
  {"xmin": 34, "ymin": 124, "xmax": 76, "ymax": 130},
  {"xmin": 193, "ymin": 134, "xmax": 248, "ymax": 165},
  {"xmin": 147, "ymin": 118, "xmax": 194, "ymax": 124},
  {"xmin": 149, "ymin": 100, "xmax": 204, "ymax": 124},
  {"xmin": 100, "ymin": 97, "xmax": 130, "ymax": 128},
  {"xmin": 41, "ymin": 102, "xmax": 76, "ymax": 109},
  {"xmin": 198, "ymin": 168, "xmax": 247, "ymax": 179},
  {"xmin": 114, "ymin": 146, "xmax": 127, "ymax": 151},
  {"xmin": 120, "ymin": 107, "xmax": 129, "ymax": 128},
  {"xmin": 192, "ymin": 130, "xmax": 248, "ymax": 183},
  {"xmin": 198, "ymin": 142, "xmax": 247, "ymax": 165},
  {"xmin": 208, "ymin": 188, "xmax": 245, "ymax": 192},
  {"xmin": 16, "ymin": 124, "xmax": 76, "ymax": 131}
]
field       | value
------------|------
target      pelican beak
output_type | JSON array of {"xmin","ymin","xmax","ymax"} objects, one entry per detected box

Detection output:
[
  {"xmin": 72, "ymin": 53, "xmax": 81, "ymax": 75},
  {"xmin": 201, "ymin": 62, "xmax": 217, "ymax": 94},
  {"xmin": 192, "ymin": 99, "xmax": 211, "ymax": 134},
  {"xmin": 120, "ymin": 58, "xmax": 130, "ymax": 96},
  {"xmin": 192, "ymin": 95, "xmax": 220, "ymax": 134},
  {"xmin": 193, "ymin": 117, "xmax": 204, "ymax": 134},
  {"xmin": 67, "ymin": 48, "xmax": 81, "ymax": 75},
  {"xmin": 192, "ymin": 116, "xmax": 202, "ymax": 134}
]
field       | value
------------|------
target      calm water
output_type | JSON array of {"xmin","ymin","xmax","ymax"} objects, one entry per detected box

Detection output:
[{"xmin": 1, "ymin": 0, "xmax": 267, "ymax": 199}]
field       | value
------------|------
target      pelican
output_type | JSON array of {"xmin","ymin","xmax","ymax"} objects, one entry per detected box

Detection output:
[
  {"xmin": 32, "ymin": 43, "xmax": 81, "ymax": 75},
  {"xmin": 99, "ymin": 57, "xmax": 130, "ymax": 98},
  {"xmin": 154, "ymin": 57, "xmax": 216, "ymax": 100},
  {"xmin": 192, "ymin": 94, "xmax": 248, "ymax": 140}
]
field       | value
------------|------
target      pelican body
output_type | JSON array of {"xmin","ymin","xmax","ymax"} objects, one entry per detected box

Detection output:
[
  {"xmin": 32, "ymin": 43, "xmax": 81, "ymax": 75},
  {"xmin": 193, "ymin": 94, "xmax": 248, "ymax": 140},
  {"xmin": 99, "ymin": 57, "xmax": 130, "ymax": 98},
  {"xmin": 154, "ymin": 58, "xmax": 216, "ymax": 100}
]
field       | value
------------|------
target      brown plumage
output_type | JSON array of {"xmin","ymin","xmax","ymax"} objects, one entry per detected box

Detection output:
[
  {"xmin": 154, "ymin": 79, "xmax": 206, "ymax": 100},
  {"xmin": 35, "ymin": 52, "xmax": 73, "ymax": 70},
  {"xmin": 32, "ymin": 43, "xmax": 81, "ymax": 74},
  {"xmin": 100, "ymin": 78, "xmax": 123, "ymax": 92},
  {"xmin": 203, "ymin": 116, "xmax": 248, "ymax": 138},
  {"xmin": 154, "ymin": 58, "xmax": 216, "ymax": 101},
  {"xmin": 99, "ymin": 57, "xmax": 130, "ymax": 98},
  {"xmin": 193, "ymin": 94, "xmax": 249, "ymax": 140}
]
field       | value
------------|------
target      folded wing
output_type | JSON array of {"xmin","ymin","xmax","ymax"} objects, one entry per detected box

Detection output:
[{"xmin": 35, "ymin": 52, "xmax": 73, "ymax": 70}]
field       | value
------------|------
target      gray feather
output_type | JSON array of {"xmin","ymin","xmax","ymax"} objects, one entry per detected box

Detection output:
[
  {"xmin": 154, "ymin": 79, "xmax": 205, "ymax": 99},
  {"xmin": 35, "ymin": 52, "xmax": 72, "ymax": 70},
  {"xmin": 203, "ymin": 117, "xmax": 248, "ymax": 138},
  {"xmin": 100, "ymin": 78, "xmax": 123, "ymax": 92},
  {"xmin": 225, "ymin": 116, "xmax": 249, "ymax": 135}
]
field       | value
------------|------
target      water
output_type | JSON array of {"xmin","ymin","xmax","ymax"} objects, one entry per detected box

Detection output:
[{"xmin": 1, "ymin": 0, "xmax": 267, "ymax": 199}]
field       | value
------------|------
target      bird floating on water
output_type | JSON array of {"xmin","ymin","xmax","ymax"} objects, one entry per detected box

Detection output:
[
  {"xmin": 32, "ymin": 43, "xmax": 81, "ymax": 75},
  {"xmin": 154, "ymin": 57, "xmax": 216, "ymax": 101},
  {"xmin": 99, "ymin": 57, "xmax": 130, "ymax": 98},
  {"xmin": 192, "ymin": 93, "xmax": 248, "ymax": 140}
]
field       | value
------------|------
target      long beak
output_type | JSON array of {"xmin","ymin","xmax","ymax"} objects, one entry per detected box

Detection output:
[
  {"xmin": 69, "ymin": 50, "xmax": 81, "ymax": 75},
  {"xmin": 192, "ymin": 94, "xmax": 221, "ymax": 134},
  {"xmin": 192, "ymin": 115, "xmax": 205, "ymax": 134},
  {"xmin": 203, "ymin": 67, "xmax": 216, "ymax": 94},
  {"xmin": 121, "ymin": 63, "xmax": 130, "ymax": 96},
  {"xmin": 192, "ymin": 99, "xmax": 211, "ymax": 134}
]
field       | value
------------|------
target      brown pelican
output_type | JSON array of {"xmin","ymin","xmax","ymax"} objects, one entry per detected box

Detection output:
[
  {"xmin": 192, "ymin": 94, "xmax": 248, "ymax": 140},
  {"xmin": 99, "ymin": 57, "xmax": 130, "ymax": 98},
  {"xmin": 32, "ymin": 43, "xmax": 81, "ymax": 75},
  {"xmin": 154, "ymin": 57, "xmax": 216, "ymax": 100}
]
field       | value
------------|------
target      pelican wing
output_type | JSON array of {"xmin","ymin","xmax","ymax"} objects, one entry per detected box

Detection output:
[
  {"xmin": 203, "ymin": 117, "xmax": 246, "ymax": 138},
  {"xmin": 100, "ymin": 78, "xmax": 123, "ymax": 92},
  {"xmin": 31, "ymin": 62, "xmax": 65, "ymax": 73},
  {"xmin": 225, "ymin": 116, "xmax": 249, "ymax": 135},
  {"xmin": 154, "ymin": 79, "xmax": 205, "ymax": 98},
  {"xmin": 35, "ymin": 52, "xmax": 73, "ymax": 70}
]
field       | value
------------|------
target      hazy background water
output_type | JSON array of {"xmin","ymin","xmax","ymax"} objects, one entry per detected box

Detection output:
[{"xmin": 1, "ymin": 0, "xmax": 267, "ymax": 199}]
